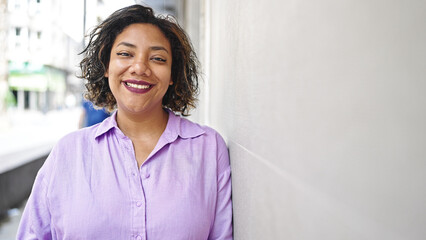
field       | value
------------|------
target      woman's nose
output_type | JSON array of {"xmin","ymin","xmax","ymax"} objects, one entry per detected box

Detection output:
[{"xmin": 131, "ymin": 60, "xmax": 151, "ymax": 76}]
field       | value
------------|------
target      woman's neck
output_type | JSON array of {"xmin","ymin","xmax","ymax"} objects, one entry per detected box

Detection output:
[{"xmin": 116, "ymin": 107, "xmax": 169, "ymax": 140}]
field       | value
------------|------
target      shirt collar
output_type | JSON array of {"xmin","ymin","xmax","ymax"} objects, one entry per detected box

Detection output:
[
  {"xmin": 164, "ymin": 109, "xmax": 205, "ymax": 141},
  {"xmin": 94, "ymin": 110, "xmax": 119, "ymax": 139},
  {"xmin": 94, "ymin": 109, "xmax": 205, "ymax": 141}
]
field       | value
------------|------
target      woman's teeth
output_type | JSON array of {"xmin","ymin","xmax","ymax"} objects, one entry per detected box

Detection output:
[{"xmin": 126, "ymin": 82, "xmax": 150, "ymax": 89}]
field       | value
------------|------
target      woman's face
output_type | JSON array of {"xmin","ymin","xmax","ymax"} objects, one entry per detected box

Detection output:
[{"xmin": 106, "ymin": 23, "xmax": 172, "ymax": 115}]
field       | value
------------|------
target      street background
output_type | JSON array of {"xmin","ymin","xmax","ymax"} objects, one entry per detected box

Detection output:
[{"xmin": 1, "ymin": 0, "xmax": 426, "ymax": 239}]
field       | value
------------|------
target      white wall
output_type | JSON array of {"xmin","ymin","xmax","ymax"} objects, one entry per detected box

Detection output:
[{"xmin": 188, "ymin": 0, "xmax": 426, "ymax": 239}]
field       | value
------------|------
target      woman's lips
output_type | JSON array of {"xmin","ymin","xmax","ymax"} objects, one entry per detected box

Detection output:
[{"xmin": 122, "ymin": 80, "xmax": 153, "ymax": 94}]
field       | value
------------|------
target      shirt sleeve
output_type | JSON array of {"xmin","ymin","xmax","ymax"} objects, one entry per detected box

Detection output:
[
  {"xmin": 16, "ymin": 152, "xmax": 54, "ymax": 239},
  {"xmin": 209, "ymin": 137, "xmax": 233, "ymax": 240}
]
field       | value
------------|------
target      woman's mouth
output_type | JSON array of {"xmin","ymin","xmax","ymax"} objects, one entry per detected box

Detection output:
[
  {"xmin": 122, "ymin": 80, "xmax": 153, "ymax": 93},
  {"xmin": 125, "ymin": 82, "xmax": 150, "ymax": 89}
]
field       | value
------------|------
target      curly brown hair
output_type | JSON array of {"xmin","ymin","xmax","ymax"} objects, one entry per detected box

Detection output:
[{"xmin": 79, "ymin": 4, "xmax": 199, "ymax": 115}]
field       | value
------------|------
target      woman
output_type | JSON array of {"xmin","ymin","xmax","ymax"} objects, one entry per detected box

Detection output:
[{"xmin": 17, "ymin": 4, "xmax": 232, "ymax": 240}]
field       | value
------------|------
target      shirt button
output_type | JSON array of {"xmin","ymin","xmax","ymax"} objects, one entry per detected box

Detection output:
[
  {"xmin": 131, "ymin": 172, "xmax": 136, "ymax": 177},
  {"xmin": 145, "ymin": 173, "xmax": 150, "ymax": 179},
  {"xmin": 136, "ymin": 201, "xmax": 142, "ymax": 207},
  {"xmin": 136, "ymin": 235, "xmax": 142, "ymax": 240}
]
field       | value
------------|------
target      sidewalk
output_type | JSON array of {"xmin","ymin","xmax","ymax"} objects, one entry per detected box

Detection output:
[
  {"xmin": 0, "ymin": 108, "xmax": 80, "ymax": 239},
  {"xmin": 0, "ymin": 108, "xmax": 80, "ymax": 161}
]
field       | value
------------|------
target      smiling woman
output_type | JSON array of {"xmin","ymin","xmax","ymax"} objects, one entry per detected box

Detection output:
[
  {"xmin": 16, "ymin": 4, "xmax": 233, "ymax": 240},
  {"xmin": 106, "ymin": 23, "xmax": 173, "ymax": 118},
  {"xmin": 80, "ymin": 4, "xmax": 199, "ymax": 116}
]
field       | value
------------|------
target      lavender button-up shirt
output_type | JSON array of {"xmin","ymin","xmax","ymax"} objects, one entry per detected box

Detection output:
[{"xmin": 17, "ymin": 110, "xmax": 233, "ymax": 240}]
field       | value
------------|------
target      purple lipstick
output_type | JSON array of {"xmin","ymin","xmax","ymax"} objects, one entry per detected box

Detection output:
[{"xmin": 122, "ymin": 80, "xmax": 153, "ymax": 94}]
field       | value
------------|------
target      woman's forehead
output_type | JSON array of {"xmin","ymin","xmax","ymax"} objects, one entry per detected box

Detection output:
[{"xmin": 113, "ymin": 23, "xmax": 171, "ymax": 50}]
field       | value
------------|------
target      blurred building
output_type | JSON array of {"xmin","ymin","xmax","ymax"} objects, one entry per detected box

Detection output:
[
  {"xmin": 0, "ymin": 0, "xmax": 8, "ymax": 113},
  {"xmin": 2, "ymin": 0, "xmax": 82, "ymax": 112},
  {"xmin": 139, "ymin": 0, "xmax": 183, "ymax": 21}
]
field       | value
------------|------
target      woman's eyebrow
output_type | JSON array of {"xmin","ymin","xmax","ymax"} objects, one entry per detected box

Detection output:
[
  {"xmin": 116, "ymin": 42, "xmax": 169, "ymax": 54},
  {"xmin": 116, "ymin": 41, "xmax": 136, "ymax": 48},
  {"xmin": 150, "ymin": 46, "xmax": 169, "ymax": 53}
]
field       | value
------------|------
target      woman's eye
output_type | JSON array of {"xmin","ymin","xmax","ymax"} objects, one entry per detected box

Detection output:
[
  {"xmin": 117, "ymin": 52, "xmax": 131, "ymax": 57},
  {"xmin": 152, "ymin": 57, "xmax": 166, "ymax": 63}
]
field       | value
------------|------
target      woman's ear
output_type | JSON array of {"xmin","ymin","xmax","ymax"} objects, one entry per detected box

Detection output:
[{"xmin": 104, "ymin": 71, "xmax": 109, "ymax": 78}]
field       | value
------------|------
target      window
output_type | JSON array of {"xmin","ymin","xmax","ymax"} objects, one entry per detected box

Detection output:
[{"xmin": 15, "ymin": 27, "xmax": 21, "ymax": 36}]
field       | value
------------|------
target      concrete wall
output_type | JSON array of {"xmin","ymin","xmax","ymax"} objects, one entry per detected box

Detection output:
[
  {"xmin": 0, "ymin": 155, "xmax": 47, "ymax": 216},
  {"xmin": 186, "ymin": 0, "xmax": 426, "ymax": 239}
]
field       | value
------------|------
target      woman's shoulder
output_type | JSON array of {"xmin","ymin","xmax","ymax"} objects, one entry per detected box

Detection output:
[
  {"xmin": 39, "ymin": 124, "xmax": 102, "ymax": 182},
  {"xmin": 174, "ymin": 115, "xmax": 229, "ymax": 169}
]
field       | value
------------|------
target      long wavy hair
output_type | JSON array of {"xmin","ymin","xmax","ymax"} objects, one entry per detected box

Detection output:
[{"xmin": 79, "ymin": 4, "xmax": 200, "ymax": 115}]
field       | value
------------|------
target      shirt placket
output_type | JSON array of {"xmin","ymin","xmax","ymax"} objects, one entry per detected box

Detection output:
[{"xmin": 121, "ymin": 137, "xmax": 147, "ymax": 240}]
